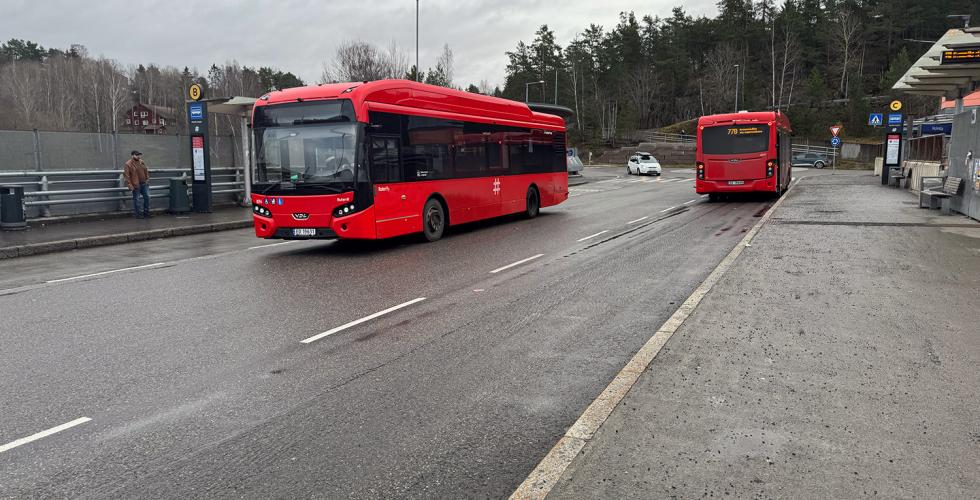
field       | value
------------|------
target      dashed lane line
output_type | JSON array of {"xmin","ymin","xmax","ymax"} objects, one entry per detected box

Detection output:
[
  {"xmin": 489, "ymin": 254, "xmax": 545, "ymax": 274},
  {"xmin": 0, "ymin": 417, "xmax": 92, "ymax": 454},
  {"xmin": 300, "ymin": 297, "xmax": 427, "ymax": 344},
  {"xmin": 626, "ymin": 216, "xmax": 649, "ymax": 225},
  {"xmin": 45, "ymin": 263, "xmax": 167, "ymax": 283},
  {"xmin": 576, "ymin": 230, "xmax": 609, "ymax": 242}
]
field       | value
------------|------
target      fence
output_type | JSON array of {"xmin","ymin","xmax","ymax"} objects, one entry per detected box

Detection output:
[
  {"xmin": 906, "ymin": 134, "xmax": 947, "ymax": 163},
  {"xmin": 0, "ymin": 129, "xmax": 247, "ymax": 218}
]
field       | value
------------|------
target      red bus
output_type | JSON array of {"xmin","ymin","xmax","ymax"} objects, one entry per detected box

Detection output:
[
  {"xmin": 695, "ymin": 111, "xmax": 792, "ymax": 200},
  {"xmin": 249, "ymin": 80, "xmax": 568, "ymax": 242}
]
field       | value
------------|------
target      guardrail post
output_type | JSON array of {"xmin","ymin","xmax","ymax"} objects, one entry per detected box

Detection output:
[
  {"xmin": 39, "ymin": 175, "xmax": 51, "ymax": 217},
  {"xmin": 118, "ymin": 174, "xmax": 128, "ymax": 212}
]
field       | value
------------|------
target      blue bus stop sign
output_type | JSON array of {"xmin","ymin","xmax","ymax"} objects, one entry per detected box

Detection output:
[
  {"xmin": 830, "ymin": 137, "xmax": 841, "ymax": 147},
  {"xmin": 887, "ymin": 113, "xmax": 903, "ymax": 126}
]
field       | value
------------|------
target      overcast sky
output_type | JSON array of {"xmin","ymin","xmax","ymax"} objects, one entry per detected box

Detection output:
[{"xmin": 2, "ymin": 0, "xmax": 719, "ymax": 88}]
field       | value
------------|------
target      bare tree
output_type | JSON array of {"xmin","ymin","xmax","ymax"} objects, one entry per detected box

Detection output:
[
  {"xmin": 3, "ymin": 60, "xmax": 42, "ymax": 127},
  {"xmin": 833, "ymin": 7, "xmax": 861, "ymax": 97},
  {"xmin": 776, "ymin": 25, "xmax": 800, "ymax": 109},
  {"xmin": 623, "ymin": 64, "xmax": 657, "ymax": 129},
  {"xmin": 322, "ymin": 40, "xmax": 409, "ymax": 83},
  {"xmin": 703, "ymin": 44, "xmax": 739, "ymax": 114}
]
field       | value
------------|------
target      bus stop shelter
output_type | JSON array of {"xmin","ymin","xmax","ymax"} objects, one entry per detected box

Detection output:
[
  {"xmin": 893, "ymin": 28, "xmax": 980, "ymax": 220},
  {"xmin": 206, "ymin": 96, "xmax": 257, "ymax": 205}
]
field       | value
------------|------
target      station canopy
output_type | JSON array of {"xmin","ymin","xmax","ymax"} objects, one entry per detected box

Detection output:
[{"xmin": 893, "ymin": 28, "xmax": 980, "ymax": 99}]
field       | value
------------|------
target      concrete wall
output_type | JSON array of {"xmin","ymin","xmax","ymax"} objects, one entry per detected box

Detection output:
[
  {"xmin": 596, "ymin": 142, "xmax": 695, "ymax": 166},
  {"xmin": 948, "ymin": 110, "xmax": 980, "ymax": 221}
]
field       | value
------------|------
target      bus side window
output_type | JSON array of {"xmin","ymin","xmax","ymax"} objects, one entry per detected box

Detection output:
[{"xmin": 370, "ymin": 137, "xmax": 401, "ymax": 183}]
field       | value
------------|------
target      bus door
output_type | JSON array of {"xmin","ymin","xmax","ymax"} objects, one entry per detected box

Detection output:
[{"xmin": 370, "ymin": 135, "xmax": 416, "ymax": 238}]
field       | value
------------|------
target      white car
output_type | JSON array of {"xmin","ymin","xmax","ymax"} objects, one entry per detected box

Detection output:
[{"xmin": 627, "ymin": 153, "xmax": 662, "ymax": 175}]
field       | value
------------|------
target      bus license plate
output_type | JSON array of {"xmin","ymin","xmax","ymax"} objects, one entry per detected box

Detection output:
[
  {"xmin": 728, "ymin": 180, "xmax": 745, "ymax": 185},
  {"xmin": 292, "ymin": 228, "xmax": 316, "ymax": 237}
]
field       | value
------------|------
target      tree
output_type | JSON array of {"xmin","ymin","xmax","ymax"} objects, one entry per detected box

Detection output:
[
  {"xmin": 323, "ymin": 40, "xmax": 407, "ymax": 83},
  {"xmin": 424, "ymin": 44, "xmax": 454, "ymax": 87}
]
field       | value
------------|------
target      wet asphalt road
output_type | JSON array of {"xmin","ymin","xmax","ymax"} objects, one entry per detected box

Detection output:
[{"xmin": 0, "ymin": 168, "xmax": 804, "ymax": 498}]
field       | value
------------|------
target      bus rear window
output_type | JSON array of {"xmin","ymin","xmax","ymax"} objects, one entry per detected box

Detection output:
[{"xmin": 701, "ymin": 125, "xmax": 770, "ymax": 155}]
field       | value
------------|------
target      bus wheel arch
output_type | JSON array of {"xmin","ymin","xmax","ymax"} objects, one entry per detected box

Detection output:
[
  {"xmin": 422, "ymin": 194, "xmax": 449, "ymax": 242},
  {"xmin": 525, "ymin": 184, "xmax": 540, "ymax": 219}
]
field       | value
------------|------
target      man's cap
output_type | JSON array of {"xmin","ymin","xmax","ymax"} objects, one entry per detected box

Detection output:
[{"xmin": 131, "ymin": 150, "xmax": 142, "ymax": 156}]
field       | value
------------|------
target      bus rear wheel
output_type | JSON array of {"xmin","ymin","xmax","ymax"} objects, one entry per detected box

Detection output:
[
  {"xmin": 525, "ymin": 186, "xmax": 540, "ymax": 219},
  {"xmin": 422, "ymin": 198, "xmax": 446, "ymax": 242}
]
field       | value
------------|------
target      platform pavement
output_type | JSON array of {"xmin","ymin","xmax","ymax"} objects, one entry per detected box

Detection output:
[
  {"xmin": 0, "ymin": 206, "xmax": 252, "ymax": 259},
  {"xmin": 538, "ymin": 172, "xmax": 980, "ymax": 499}
]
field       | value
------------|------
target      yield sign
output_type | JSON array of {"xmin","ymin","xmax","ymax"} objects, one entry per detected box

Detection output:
[{"xmin": 830, "ymin": 125, "xmax": 842, "ymax": 137}]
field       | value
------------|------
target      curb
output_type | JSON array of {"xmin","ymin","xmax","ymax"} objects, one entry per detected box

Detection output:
[
  {"xmin": 0, "ymin": 220, "xmax": 253, "ymax": 260},
  {"xmin": 509, "ymin": 178, "xmax": 800, "ymax": 500}
]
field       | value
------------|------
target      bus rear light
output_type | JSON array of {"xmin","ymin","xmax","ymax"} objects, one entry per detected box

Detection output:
[
  {"xmin": 766, "ymin": 160, "xmax": 776, "ymax": 177},
  {"xmin": 696, "ymin": 162, "xmax": 705, "ymax": 180}
]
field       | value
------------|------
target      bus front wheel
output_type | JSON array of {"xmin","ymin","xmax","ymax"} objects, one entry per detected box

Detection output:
[
  {"xmin": 525, "ymin": 186, "xmax": 540, "ymax": 219},
  {"xmin": 422, "ymin": 198, "xmax": 446, "ymax": 242}
]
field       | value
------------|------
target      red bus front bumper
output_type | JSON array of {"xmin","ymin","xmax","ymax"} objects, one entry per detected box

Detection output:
[
  {"xmin": 695, "ymin": 178, "xmax": 776, "ymax": 194},
  {"xmin": 251, "ymin": 194, "xmax": 377, "ymax": 240}
]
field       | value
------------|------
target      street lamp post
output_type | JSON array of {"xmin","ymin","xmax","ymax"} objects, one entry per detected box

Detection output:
[
  {"xmin": 525, "ymin": 80, "xmax": 545, "ymax": 102},
  {"xmin": 734, "ymin": 64, "xmax": 739, "ymax": 112},
  {"xmin": 416, "ymin": 0, "xmax": 419, "ymax": 81}
]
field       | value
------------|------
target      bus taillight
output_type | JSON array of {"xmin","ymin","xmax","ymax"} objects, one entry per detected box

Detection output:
[
  {"xmin": 766, "ymin": 160, "xmax": 776, "ymax": 178},
  {"xmin": 696, "ymin": 162, "xmax": 705, "ymax": 180}
]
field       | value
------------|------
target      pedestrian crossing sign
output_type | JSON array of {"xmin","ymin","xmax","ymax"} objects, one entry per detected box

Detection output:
[{"xmin": 868, "ymin": 113, "xmax": 883, "ymax": 126}]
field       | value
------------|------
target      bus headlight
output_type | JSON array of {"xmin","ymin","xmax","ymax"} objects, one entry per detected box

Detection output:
[
  {"xmin": 333, "ymin": 203, "xmax": 356, "ymax": 218},
  {"xmin": 253, "ymin": 204, "xmax": 272, "ymax": 217}
]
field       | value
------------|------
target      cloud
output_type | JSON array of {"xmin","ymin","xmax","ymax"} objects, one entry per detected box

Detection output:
[{"xmin": 1, "ymin": 0, "xmax": 719, "ymax": 88}]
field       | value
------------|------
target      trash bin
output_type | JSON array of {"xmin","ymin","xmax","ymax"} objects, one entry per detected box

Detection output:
[
  {"xmin": 168, "ymin": 177, "xmax": 190, "ymax": 214},
  {"xmin": 0, "ymin": 185, "xmax": 27, "ymax": 231}
]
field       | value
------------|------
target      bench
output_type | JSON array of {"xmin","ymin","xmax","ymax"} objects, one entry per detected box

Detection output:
[
  {"xmin": 889, "ymin": 165, "xmax": 911, "ymax": 188},
  {"xmin": 919, "ymin": 177, "xmax": 963, "ymax": 213}
]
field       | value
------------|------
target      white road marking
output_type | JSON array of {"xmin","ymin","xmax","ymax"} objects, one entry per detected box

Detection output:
[
  {"xmin": 659, "ymin": 206, "xmax": 678, "ymax": 213},
  {"xmin": 576, "ymin": 230, "xmax": 609, "ymax": 242},
  {"xmin": 683, "ymin": 199, "xmax": 699, "ymax": 205},
  {"xmin": 300, "ymin": 297, "xmax": 427, "ymax": 344},
  {"xmin": 489, "ymin": 254, "xmax": 544, "ymax": 274},
  {"xmin": 46, "ymin": 263, "xmax": 166, "ymax": 283},
  {"xmin": 685, "ymin": 178, "xmax": 695, "ymax": 182},
  {"xmin": 626, "ymin": 216, "xmax": 649, "ymax": 224},
  {"xmin": 509, "ymin": 172, "xmax": 800, "ymax": 500},
  {"xmin": 0, "ymin": 417, "xmax": 91, "ymax": 454},
  {"xmin": 701, "ymin": 194, "xmax": 709, "ymax": 197},
  {"xmin": 247, "ymin": 241, "xmax": 298, "ymax": 250}
]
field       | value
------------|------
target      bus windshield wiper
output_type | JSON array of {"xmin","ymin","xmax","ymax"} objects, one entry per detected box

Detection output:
[{"xmin": 258, "ymin": 181, "xmax": 282, "ymax": 195}]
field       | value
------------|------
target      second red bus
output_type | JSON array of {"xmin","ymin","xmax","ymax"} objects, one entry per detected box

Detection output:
[{"xmin": 695, "ymin": 111, "xmax": 792, "ymax": 200}]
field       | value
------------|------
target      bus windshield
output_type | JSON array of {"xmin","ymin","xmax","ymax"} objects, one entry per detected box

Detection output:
[
  {"xmin": 252, "ymin": 100, "xmax": 360, "ymax": 194},
  {"xmin": 701, "ymin": 124, "xmax": 770, "ymax": 155}
]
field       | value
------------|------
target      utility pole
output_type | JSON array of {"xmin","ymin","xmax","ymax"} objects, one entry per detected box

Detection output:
[
  {"xmin": 554, "ymin": 68, "xmax": 558, "ymax": 104},
  {"xmin": 526, "ymin": 80, "xmax": 544, "ymax": 103}
]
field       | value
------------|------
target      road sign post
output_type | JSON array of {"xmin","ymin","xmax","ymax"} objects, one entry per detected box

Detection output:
[{"xmin": 187, "ymin": 84, "xmax": 212, "ymax": 213}]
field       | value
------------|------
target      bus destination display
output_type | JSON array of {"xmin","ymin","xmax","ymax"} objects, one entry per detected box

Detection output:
[
  {"xmin": 726, "ymin": 126, "xmax": 765, "ymax": 136},
  {"xmin": 941, "ymin": 48, "xmax": 980, "ymax": 65}
]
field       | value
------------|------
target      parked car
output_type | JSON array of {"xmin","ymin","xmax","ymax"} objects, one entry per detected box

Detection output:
[
  {"xmin": 567, "ymin": 148, "xmax": 584, "ymax": 175},
  {"xmin": 792, "ymin": 152, "xmax": 832, "ymax": 169},
  {"xmin": 627, "ymin": 152, "xmax": 662, "ymax": 175}
]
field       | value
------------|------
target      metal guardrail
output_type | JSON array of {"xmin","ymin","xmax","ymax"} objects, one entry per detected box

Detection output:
[
  {"xmin": 637, "ymin": 132, "xmax": 696, "ymax": 144},
  {"xmin": 0, "ymin": 167, "xmax": 244, "ymax": 217}
]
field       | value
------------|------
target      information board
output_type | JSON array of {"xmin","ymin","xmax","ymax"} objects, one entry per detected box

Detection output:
[
  {"xmin": 884, "ymin": 133, "xmax": 901, "ymax": 167},
  {"xmin": 192, "ymin": 136, "xmax": 205, "ymax": 181}
]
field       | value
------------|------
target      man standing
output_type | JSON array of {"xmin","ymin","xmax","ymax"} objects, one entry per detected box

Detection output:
[{"xmin": 124, "ymin": 150, "xmax": 151, "ymax": 218}]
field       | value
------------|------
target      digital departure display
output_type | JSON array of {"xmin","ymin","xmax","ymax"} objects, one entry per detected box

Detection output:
[{"xmin": 941, "ymin": 48, "xmax": 980, "ymax": 65}]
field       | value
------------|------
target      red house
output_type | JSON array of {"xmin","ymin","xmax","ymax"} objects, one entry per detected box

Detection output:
[{"xmin": 124, "ymin": 104, "xmax": 175, "ymax": 134}]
